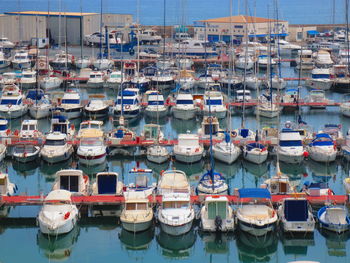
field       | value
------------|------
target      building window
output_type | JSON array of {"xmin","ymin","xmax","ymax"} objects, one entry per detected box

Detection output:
[{"xmin": 297, "ymin": 32, "xmax": 303, "ymax": 40}]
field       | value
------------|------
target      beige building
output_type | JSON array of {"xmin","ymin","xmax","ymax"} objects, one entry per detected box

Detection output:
[
  {"xmin": 194, "ymin": 15, "xmax": 289, "ymax": 43},
  {"xmin": 0, "ymin": 11, "xmax": 133, "ymax": 45},
  {"xmin": 288, "ymin": 25, "xmax": 318, "ymax": 42}
]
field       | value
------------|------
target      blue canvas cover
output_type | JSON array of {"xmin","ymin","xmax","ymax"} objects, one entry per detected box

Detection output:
[
  {"xmin": 238, "ymin": 188, "xmax": 271, "ymax": 199},
  {"xmin": 98, "ymin": 174, "xmax": 117, "ymax": 194},
  {"xmin": 284, "ymin": 199, "xmax": 308, "ymax": 222}
]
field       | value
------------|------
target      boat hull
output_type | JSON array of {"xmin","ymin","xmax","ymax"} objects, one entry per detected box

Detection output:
[
  {"xmin": 159, "ymin": 220, "xmax": 193, "ymax": 236},
  {"xmin": 77, "ymin": 153, "xmax": 107, "ymax": 166},
  {"xmin": 39, "ymin": 218, "xmax": 77, "ymax": 235},
  {"xmin": 172, "ymin": 108, "xmax": 196, "ymax": 120},
  {"xmin": 121, "ymin": 220, "xmax": 153, "ymax": 233},
  {"xmin": 174, "ymin": 152, "xmax": 203, "ymax": 163},
  {"xmin": 238, "ymin": 219, "xmax": 275, "ymax": 237}
]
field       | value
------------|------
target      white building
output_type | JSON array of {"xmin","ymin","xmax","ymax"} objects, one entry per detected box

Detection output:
[{"xmin": 194, "ymin": 15, "xmax": 289, "ymax": 43}]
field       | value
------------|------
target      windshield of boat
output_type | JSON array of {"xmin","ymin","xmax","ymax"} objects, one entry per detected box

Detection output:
[
  {"xmin": 80, "ymin": 137, "xmax": 103, "ymax": 147},
  {"xmin": 80, "ymin": 123, "xmax": 100, "ymax": 130},
  {"xmin": 90, "ymin": 74, "xmax": 102, "ymax": 79},
  {"xmin": 0, "ymin": 99, "xmax": 21, "ymax": 105},
  {"xmin": 15, "ymin": 56, "xmax": 27, "ymax": 60},
  {"xmin": 15, "ymin": 145, "xmax": 36, "ymax": 154},
  {"xmin": 206, "ymin": 99, "xmax": 222, "ymax": 105},
  {"xmin": 163, "ymin": 201, "xmax": 189, "ymax": 209},
  {"xmin": 116, "ymin": 99, "xmax": 137, "ymax": 105},
  {"xmin": 23, "ymin": 74, "xmax": 34, "ymax": 78},
  {"xmin": 62, "ymin": 99, "xmax": 80, "ymax": 104},
  {"xmin": 45, "ymin": 139, "xmax": 65, "ymax": 146},
  {"xmin": 22, "ymin": 124, "xmax": 36, "ymax": 131},
  {"xmin": 176, "ymin": 99, "xmax": 193, "ymax": 105},
  {"xmin": 279, "ymin": 140, "xmax": 302, "ymax": 147},
  {"xmin": 111, "ymin": 73, "xmax": 121, "ymax": 78},
  {"xmin": 126, "ymin": 203, "xmax": 147, "ymax": 210},
  {"xmin": 0, "ymin": 124, "xmax": 7, "ymax": 131}
]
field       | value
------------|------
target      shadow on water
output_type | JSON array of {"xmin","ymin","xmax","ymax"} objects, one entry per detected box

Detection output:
[
  {"xmin": 280, "ymin": 232, "xmax": 315, "ymax": 256},
  {"xmin": 37, "ymin": 226, "xmax": 80, "ymax": 261},
  {"xmin": 12, "ymin": 159, "xmax": 40, "ymax": 176},
  {"xmin": 236, "ymin": 230, "xmax": 278, "ymax": 263},
  {"xmin": 39, "ymin": 159, "xmax": 73, "ymax": 182},
  {"xmin": 307, "ymin": 159, "xmax": 337, "ymax": 183},
  {"xmin": 199, "ymin": 231, "xmax": 235, "ymax": 255},
  {"xmin": 156, "ymin": 228, "xmax": 196, "ymax": 259}
]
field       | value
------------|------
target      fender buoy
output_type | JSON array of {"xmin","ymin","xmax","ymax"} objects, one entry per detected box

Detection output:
[{"xmin": 125, "ymin": 105, "xmax": 131, "ymax": 110}]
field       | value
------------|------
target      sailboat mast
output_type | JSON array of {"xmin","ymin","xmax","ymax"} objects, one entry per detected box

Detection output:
[
  {"xmin": 162, "ymin": 0, "xmax": 166, "ymax": 65},
  {"xmin": 241, "ymin": 0, "xmax": 249, "ymax": 128},
  {"xmin": 100, "ymin": 0, "xmax": 103, "ymax": 59},
  {"xmin": 80, "ymin": 0, "xmax": 83, "ymax": 60},
  {"xmin": 35, "ymin": 14, "xmax": 39, "ymax": 105},
  {"xmin": 345, "ymin": 0, "xmax": 350, "ymax": 72}
]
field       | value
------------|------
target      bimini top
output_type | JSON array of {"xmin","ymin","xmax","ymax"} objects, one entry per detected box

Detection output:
[
  {"xmin": 238, "ymin": 188, "xmax": 271, "ymax": 199},
  {"xmin": 310, "ymin": 133, "xmax": 333, "ymax": 146},
  {"xmin": 45, "ymin": 189, "xmax": 72, "ymax": 202}
]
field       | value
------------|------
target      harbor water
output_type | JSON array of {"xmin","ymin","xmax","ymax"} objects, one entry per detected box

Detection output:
[{"xmin": 0, "ymin": 56, "xmax": 350, "ymax": 262}]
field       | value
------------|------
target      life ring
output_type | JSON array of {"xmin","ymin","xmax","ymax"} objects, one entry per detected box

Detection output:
[
  {"xmin": 8, "ymin": 103, "xmax": 12, "ymax": 108},
  {"xmin": 39, "ymin": 62, "xmax": 45, "ymax": 68},
  {"xmin": 125, "ymin": 105, "xmax": 131, "ymax": 110},
  {"xmin": 207, "ymin": 116, "xmax": 213, "ymax": 123},
  {"xmin": 285, "ymin": 122, "xmax": 291, "ymax": 129},
  {"xmin": 231, "ymin": 131, "xmax": 237, "ymax": 138}
]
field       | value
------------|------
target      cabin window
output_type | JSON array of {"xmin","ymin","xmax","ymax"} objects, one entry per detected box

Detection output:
[
  {"xmin": 62, "ymin": 99, "xmax": 80, "ymax": 104},
  {"xmin": 0, "ymin": 178, "xmax": 5, "ymax": 185},
  {"xmin": 53, "ymin": 124, "xmax": 67, "ymax": 134},
  {"xmin": 176, "ymin": 100, "xmax": 193, "ymax": 105},
  {"xmin": 279, "ymin": 140, "xmax": 302, "ymax": 147},
  {"xmin": 0, "ymin": 99, "xmax": 20, "ymax": 105},
  {"xmin": 29, "ymin": 125, "xmax": 35, "ymax": 130},
  {"xmin": 207, "ymin": 201, "xmax": 227, "ymax": 220},
  {"xmin": 204, "ymin": 124, "xmax": 218, "ymax": 135},
  {"xmin": 163, "ymin": 201, "xmax": 189, "ymax": 209},
  {"xmin": 0, "ymin": 124, "xmax": 7, "ymax": 131},
  {"xmin": 22, "ymin": 125, "xmax": 28, "ymax": 130},
  {"xmin": 126, "ymin": 203, "xmax": 136, "ymax": 210},
  {"xmin": 81, "ymin": 138, "xmax": 103, "ymax": 147},
  {"xmin": 45, "ymin": 139, "xmax": 65, "ymax": 146},
  {"xmin": 60, "ymin": 175, "xmax": 79, "ymax": 192},
  {"xmin": 117, "ymin": 99, "xmax": 134, "ymax": 105}
]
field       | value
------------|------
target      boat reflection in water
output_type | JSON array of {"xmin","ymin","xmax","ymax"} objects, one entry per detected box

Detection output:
[
  {"xmin": 40, "ymin": 159, "xmax": 73, "ymax": 182},
  {"xmin": 79, "ymin": 161, "xmax": 107, "ymax": 177},
  {"xmin": 281, "ymin": 232, "xmax": 315, "ymax": 257},
  {"xmin": 307, "ymin": 159, "xmax": 336, "ymax": 183},
  {"xmin": 146, "ymin": 159, "xmax": 169, "ymax": 177},
  {"xmin": 236, "ymin": 229, "xmax": 278, "ymax": 263},
  {"xmin": 37, "ymin": 226, "xmax": 80, "ymax": 261},
  {"xmin": 119, "ymin": 227, "xmax": 154, "ymax": 254},
  {"xmin": 173, "ymin": 160, "xmax": 204, "ymax": 183},
  {"xmin": 215, "ymin": 159, "xmax": 241, "ymax": 180},
  {"xmin": 279, "ymin": 161, "xmax": 305, "ymax": 190},
  {"xmin": 319, "ymin": 228, "xmax": 350, "ymax": 258},
  {"xmin": 199, "ymin": 232, "xmax": 234, "ymax": 255},
  {"xmin": 12, "ymin": 159, "xmax": 40, "ymax": 176},
  {"xmin": 156, "ymin": 228, "xmax": 196, "ymax": 259},
  {"xmin": 170, "ymin": 117, "xmax": 198, "ymax": 134},
  {"xmin": 242, "ymin": 160, "xmax": 269, "ymax": 187}
]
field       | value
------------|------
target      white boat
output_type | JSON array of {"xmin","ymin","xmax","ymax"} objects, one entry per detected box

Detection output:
[
  {"xmin": 86, "ymin": 71, "xmax": 105, "ymax": 88},
  {"xmin": 269, "ymin": 75, "xmax": 286, "ymax": 90},
  {"xmin": 120, "ymin": 191, "xmax": 153, "ymax": 233},
  {"xmin": 172, "ymin": 93, "xmax": 197, "ymax": 120},
  {"xmin": 93, "ymin": 58, "xmax": 114, "ymax": 70},
  {"xmin": 106, "ymin": 71, "xmax": 123, "ymax": 89},
  {"xmin": 164, "ymin": 39, "xmax": 217, "ymax": 57},
  {"xmin": 141, "ymin": 123, "xmax": 164, "ymax": 142},
  {"xmin": 12, "ymin": 50, "xmax": 31, "ymax": 69},
  {"xmin": 276, "ymin": 40, "xmax": 301, "ymax": 54},
  {"xmin": 0, "ymin": 37, "xmax": 15, "ymax": 49},
  {"xmin": 0, "ymin": 72, "xmax": 19, "ymax": 86},
  {"xmin": 277, "ymin": 198, "xmax": 315, "ymax": 233},
  {"xmin": 200, "ymin": 196, "xmax": 235, "ymax": 232},
  {"xmin": 19, "ymin": 70, "xmax": 36, "ymax": 89},
  {"xmin": 40, "ymin": 132, "xmax": 74, "ymax": 164},
  {"xmin": 74, "ymin": 56, "xmax": 91, "ymax": 69},
  {"xmin": 232, "ymin": 128, "xmax": 256, "ymax": 141},
  {"xmin": 245, "ymin": 75, "xmax": 263, "ymax": 90},
  {"xmin": 196, "ymin": 74, "xmax": 215, "ymax": 89},
  {"xmin": 307, "ymin": 133, "xmax": 337, "ymax": 163},
  {"xmin": 264, "ymin": 174, "xmax": 293, "ymax": 195},
  {"xmin": 13, "ymin": 144, "xmax": 40, "ymax": 163},
  {"xmin": 19, "ymin": 119, "xmax": 42, "ymax": 139},
  {"xmin": 59, "ymin": 91, "xmax": 83, "ymax": 119},
  {"xmin": 255, "ymin": 101, "xmax": 280, "ymax": 118},
  {"xmin": 302, "ymin": 181, "xmax": 333, "ymax": 196},
  {"xmin": 305, "ymin": 68, "xmax": 333, "ymax": 90},
  {"xmin": 146, "ymin": 145, "xmax": 169, "ymax": 164},
  {"xmin": 197, "ymin": 170, "xmax": 229, "ymax": 195},
  {"xmin": 126, "ymin": 168, "xmax": 156, "ymax": 197},
  {"xmin": 257, "ymin": 55, "xmax": 277, "ymax": 69},
  {"xmin": 235, "ymin": 53, "xmax": 254, "ymax": 70},
  {"xmin": 243, "ymin": 142, "xmax": 268, "ymax": 164},
  {"xmin": 50, "ymin": 52, "xmax": 73, "ymax": 69},
  {"xmin": 113, "ymin": 88, "xmax": 141, "ymax": 119},
  {"xmin": 158, "ymin": 192, "xmax": 195, "ymax": 236},
  {"xmin": 295, "ymin": 49, "xmax": 314, "ymax": 70},
  {"xmin": 92, "ymin": 172, "xmax": 123, "ymax": 195},
  {"xmin": 150, "ymin": 70, "xmax": 174, "ymax": 88},
  {"xmin": 213, "ymin": 140, "xmax": 241, "ymax": 164},
  {"xmin": 314, "ymin": 49, "xmax": 334, "ymax": 68},
  {"xmin": 307, "ymin": 89, "xmax": 327, "ymax": 109},
  {"xmin": 0, "ymin": 119, "xmax": 9, "ymax": 137},
  {"xmin": 277, "ymin": 129, "xmax": 305, "ymax": 164},
  {"xmin": 198, "ymin": 116, "xmax": 224, "ymax": 140},
  {"xmin": 317, "ymin": 205, "xmax": 350, "ymax": 233},
  {"xmin": 236, "ymin": 188, "xmax": 277, "ymax": 236},
  {"xmin": 27, "ymin": 89, "xmax": 51, "ymax": 119},
  {"xmin": 137, "ymin": 29, "xmax": 162, "ymax": 44},
  {"xmin": 176, "ymin": 58, "xmax": 194, "ymax": 69},
  {"xmin": 0, "ymin": 144, "xmax": 6, "ymax": 163},
  {"xmin": 0, "ymin": 84, "xmax": 28, "ymax": 119},
  {"xmin": 0, "ymin": 173, "xmax": 17, "ymax": 196},
  {"xmin": 49, "ymin": 115, "xmax": 75, "ymax": 140},
  {"xmin": 319, "ymin": 124, "xmax": 343, "ymax": 141},
  {"xmin": 341, "ymin": 129, "xmax": 350, "ymax": 161},
  {"xmin": 175, "ymin": 70, "xmax": 196, "ymax": 91},
  {"xmin": 83, "ymin": 99, "xmax": 110, "ymax": 119},
  {"xmin": 52, "ymin": 169, "xmax": 89, "ymax": 196},
  {"xmin": 157, "ymin": 170, "xmax": 190, "ymax": 195},
  {"xmin": 203, "ymin": 91, "xmax": 227, "ymax": 119},
  {"xmin": 145, "ymin": 92, "xmax": 168, "ymax": 118},
  {"xmin": 156, "ymin": 57, "xmax": 175, "ymax": 69},
  {"xmin": 130, "ymin": 74, "xmax": 151, "ymax": 93},
  {"xmin": 174, "ymin": 133, "xmax": 204, "ymax": 163},
  {"xmin": 38, "ymin": 190, "xmax": 79, "ymax": 235},
  {"xmin": 0, "ymin": 51, "xmax": 10, "ymax": 69},
  {"xmin": 39, "ymin": 75, "xmax": 63, "ymax": 90},
  {"xmin": 77, "ymin": 125, "xmax": 106, "ymax": 166}
]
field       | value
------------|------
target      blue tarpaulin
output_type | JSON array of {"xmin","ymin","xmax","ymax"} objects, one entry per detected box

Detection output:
[
  {"xmin": 307, "ymin": 30, "xmax": 319, "ymax": 36},
  {"xmin": 238, "ymin": 188, "xmax": 271, "ymax": 199}
]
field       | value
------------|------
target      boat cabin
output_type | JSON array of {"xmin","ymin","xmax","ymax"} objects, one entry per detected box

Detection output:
[
  {"xmin": 201, "ymin": 116, "xmax": 220, "ymax": 136},
  {"xmin": 204, "ymin": 196, "xmax": 229, "ymax": 221},
  {"xmin": 51, "ymin": 115, "xmax": 70, "ymax": 135},
  {"xmin": 20, "ymin": 119, "xmax": 39, "ymax": 138},
  {"xmin": 93, "ymin": 172, "xmax": 122, "ymax": 195},
  {"xmin": 53, "ymin": 169, "xmax": 89, "ymax": 195},
  {"xmin": 142, "ymin": 124, "xmax": 162, "ymax": 140}
]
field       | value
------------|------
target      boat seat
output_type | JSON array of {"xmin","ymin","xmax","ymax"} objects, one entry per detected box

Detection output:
[
  {"xmin": 240, "ymin": 129, "xmax": 249, "ymax": 138},
  {"xmin": 326, "ymin": 207, "xmax": 347, "ymax": 225}
]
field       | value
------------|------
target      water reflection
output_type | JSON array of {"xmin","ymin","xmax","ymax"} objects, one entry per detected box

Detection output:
[
  {"xmin": 156, "ymin": 228, "xmax": 196, "ymax": 259},
  {"xmin": 281, "ymin": 233, "xmax": 315, "ymax": 256},
  {"xmin": 199, "ymin": 232, "xmax": 234, "ymax": 255},
  {"xmin": 307, "ymin": 160, "xmax": 337, "ymax": 182},
  {"xmin": 12, "ymin": 160, "xmax": 40, "ymax": 176},
  {"xmin": 37, "ymin": 226, "xmax": 80, "ymax": 261},
  {"xmin": 119, "ymin": 227, "xmax": 154, "ymax": 250},
  {"xmin": 40, "ymin": 159, "xmax": 73, "ymax": 182},
  {"xmin": 319, "ymin": 229, "xmax": 350, "ymax": 258},
  {"xmin": 170, "ymin": 117, "xmax": 199, "ymax": 134},
  {"xmin": 236, "ymin": 230, "xmax": 278, "ymax": 263}
]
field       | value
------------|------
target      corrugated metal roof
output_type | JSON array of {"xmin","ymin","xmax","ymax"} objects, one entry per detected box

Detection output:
[
  {"xmin": 4, "ymin": 11, "xmax": 97, "ymax": 17},
  {"xmin": 198, "ymin": 15, "xmax": 286, "ymax": 24}
]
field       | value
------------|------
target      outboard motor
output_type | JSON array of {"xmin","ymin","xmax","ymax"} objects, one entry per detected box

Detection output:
[{"xmin": 214, "ymin": 215, "xmax": 222, "ymax": 232}]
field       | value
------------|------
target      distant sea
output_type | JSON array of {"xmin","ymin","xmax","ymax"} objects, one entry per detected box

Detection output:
[{"xmin": 1, "ymin": 0, "xmax": 349, "ymax": 26}]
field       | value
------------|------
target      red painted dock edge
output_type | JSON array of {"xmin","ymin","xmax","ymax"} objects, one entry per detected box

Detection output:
[{"xmin": 1, "ymin": 194, "xmax": 348, "ymax": 206}]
